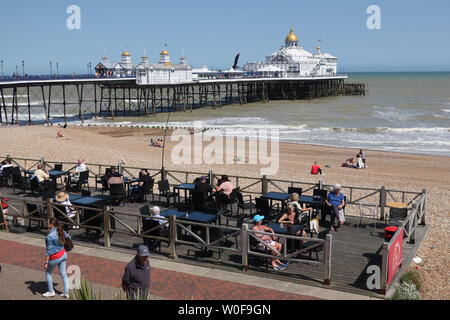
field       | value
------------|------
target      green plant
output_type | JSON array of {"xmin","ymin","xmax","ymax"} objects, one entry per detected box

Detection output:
[
  {"xmin": 401, "ymin": 270, "xmax": 422, "ymax": 291},
  {"xmin": 392, "ymin": 281, "xmax": 421, "ymax": 300},
  {"xmin": 69, "ymin": 278, "xmax": 102, "ymax": 300}
]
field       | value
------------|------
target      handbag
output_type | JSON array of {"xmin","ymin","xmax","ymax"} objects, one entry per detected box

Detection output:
[{"xmin": 64, "ymin": 236, "xmax": 74, "ymax": 252}]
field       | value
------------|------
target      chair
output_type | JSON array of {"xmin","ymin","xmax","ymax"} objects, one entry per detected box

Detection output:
[
  {"xmin": 288, "ymin": 187, "xmax": 303, "ymax": 196},
  {"xmin": 26, "ymin": 203, "xmax": 44, "ymax": 230},
  {"xmin": 0, "ymin": 166, "xmax": 14, "ymax": 186},
  {"xmin": 142, "ymin": 217, "xmax": 163, "ymax": 252},
  {"xmin": 223, "ymin": 214, "xmax": 246, "ymax": 249},
  {"xmin": 300, "ymin": 234, "xmax": 324, "ymax": 263},
  {"xmin": 388, "ymin": 207, "xmax": 408, "ymax": 227},
  {"xmin": 139, "ymin": 205, "xmax": 151, "ymax": 217},
  {"xmin": 70, "ymin": 170, "xmax": 89, "ymax": 192},
  {"xmin": 255, "ymin": 197, "xmax": 278, "ymax": 221},
  {"xmin": 109, "ymin": 183, "xmax": 125, "ymax": 206},
  {"xmin": 157, "ymin": 180, "xmax": 177, "ymax": 206},
  {"xmin": 313, "ymin": 189, "xmax": 328, "ymax": 200},
  {"xmin": 81, "ymin": 190, "xmax": 91, "ymax": 197},
  {"xmin": 356, "ymin": 202, "xmax": 378, "ymax": 233},
  {"xmin": 95, "ymin": 168, "xmax": 113, "ymax": 192},
  {"xmin": 236, "ymin": 192, "xmax": 256, "ymax": 216},
  {"xmin": 191, "ymin": 191, "xmax": 206, "ymax": 211},
  {"xmin": 54, "ymin": 164, "xmax": 63, "ymax": 171},
  {"xmin": 249, "ymin": 235, "xmax": 269, "ymax": 271},
  {"xmin": 29, "ymin": 176, "xmax": 42, "ymax": 197},
  {"xmin": 142, "ymin": 179, "xmax": 155, "ymax": 203},
  {"xmin": 11, "ymin": 168, "xmax": 30, "ymax": 195}
]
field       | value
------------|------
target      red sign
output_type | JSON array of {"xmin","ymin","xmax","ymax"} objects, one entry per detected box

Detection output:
[{"xmin": 387, "ymin": 228, "xmax": 403, "ymax": 285}]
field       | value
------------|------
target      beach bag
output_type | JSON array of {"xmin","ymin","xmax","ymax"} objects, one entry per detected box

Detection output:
[
  {"xmin": 64, "ymin": 236, "xmax": 74, "ymax": 252},
  {"xmin": 338, "ymin": 209, "xmax": 346, "ymax": 223},
  {"xmin": 310, "ymin": 217, "xmax": 319, "ymax": 233}
]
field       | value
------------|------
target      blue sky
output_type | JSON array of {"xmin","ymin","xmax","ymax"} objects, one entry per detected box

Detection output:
[{"xmin": 0, "ymin": 0, "xmax": 449, "ymax": 74}]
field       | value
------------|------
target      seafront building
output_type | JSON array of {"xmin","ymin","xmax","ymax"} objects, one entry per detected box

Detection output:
[
  {"xmin": 94, "ymin": 27, "xmax": 339, "ymax": 84},
  {"xmin": 244, "ymin": 28, "xmax": 338, "ymax": 77}
]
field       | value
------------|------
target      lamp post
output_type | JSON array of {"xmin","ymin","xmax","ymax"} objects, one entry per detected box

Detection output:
[
  {"xmin": 56, "ymin": 63, "xmax": 59, "ymax": 76},
  {"xmin": 22, "ymin": 60, "xmax": 25, "ymax": 77},
  {"xmin": 0, "ymin": 60, "xmax": 3, "ymax": 77},
  {"xmin": 49, "ymin": 61, "xmax": 53, "ymax": 76}
]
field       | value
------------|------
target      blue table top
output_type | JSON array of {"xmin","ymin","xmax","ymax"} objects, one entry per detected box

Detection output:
[
  {"xmin": 269, "ymin": 223, "xmax": 302, "ymax": 235},
  {"xmin": 174, "ymin": 183, "xmax": 196, "ymax": 190},
  {"xmin": 262, "ymin": 192, "xmax": 290, "ymax": 201},
  {"xmin": 26, "ymin": 170, "xmax": 66, "ymax": 176},
  {"xmin": 160, "ymin": 208, "xmax": 217, "ymax": 223},
  {"xmin": 123, "ymin": 177, "xmax": 141, "ymax": 183},
  {"xmin": 298, "ymin": 195, "xmax": 322, "ymax": 204},
  {"xmin": 68, "ymin": 194, "xmax": 106, "ymax": 207}
]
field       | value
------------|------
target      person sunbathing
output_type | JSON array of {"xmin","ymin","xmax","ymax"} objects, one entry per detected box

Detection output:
[{"xmin": 56, "ymin": 131, "xmax": 64, "ymax": 138}]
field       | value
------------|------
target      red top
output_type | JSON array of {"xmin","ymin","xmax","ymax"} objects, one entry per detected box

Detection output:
[
  {"xmin": 49, "ymin": 248, "xmax": 66, "ymax": 260},
  {"xmin": 311, "ymin": 165, "xmax": 321, "ymax": 175},
  {"xmin": 385, "ymin": 226, "xmax": 398, "ymax": 233}
]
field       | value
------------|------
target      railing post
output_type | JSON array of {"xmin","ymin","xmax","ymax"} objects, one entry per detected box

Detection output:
[
  {"xmin": 241, "ymin": 223, "xmax": 249, "ymax": 271},
  {"xmin": 380, "ymin": 186, "xmax": 386, "ymax": 221},
  {"xmin": 103, "ymin": 206, "xmax": 110, "ymax": 248},
  {"xmin": 21, "ymin": 199, "xmax": 28, "ymax": 226},
  {"xmin": 118, "ymin": 163, "xmax": 123, "ymax": 176},
  {"xmin": 420, "ymin": 189, "xmax": 426, "ymax": 225},
  {"xmin": 262, "ymin": 175, "xmax": 268, "ymax": 195},
  {"xmin": 168, "ymin": 215, "xmax": 177, "ymax": 259},
  {"xmin": 323, "ymin": 233, "xmax": 332, "ymax": 285},
  {"xmin": 318, "ymin": 178, "xmax": 323, "ymax": 190},
  {"xmin": 410, "ymin": 203, "xmax": 416, "ymax": 245},
  {"xmin": 161, "ymin": 166, "xmax": 167, "ymax": 181},
  {"xmin": 209, "ymin": 170, "xmax": 213, "ymax": 186},
  {"xmin": 380, "ymin": 242, "xmax": 389, "ymax": 295},
  {"xmin": 46, "ymin": 198, "xmax": 54, "ymax": 219}
]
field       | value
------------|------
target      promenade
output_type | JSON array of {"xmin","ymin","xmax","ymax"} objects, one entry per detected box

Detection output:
[{"xmin": 0, "ymin": 232, "xmax": 378, "ymax": 300}]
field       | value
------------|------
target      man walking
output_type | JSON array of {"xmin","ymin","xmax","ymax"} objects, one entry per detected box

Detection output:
[{"xmin": 122, "ymin": 245, "xmax": 151, "ymax": 300}]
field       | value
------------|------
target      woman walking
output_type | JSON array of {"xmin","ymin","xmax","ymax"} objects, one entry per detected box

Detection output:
[{"xmin": 43, "ymin": 217, "xmax": 71, "ymax": 298}]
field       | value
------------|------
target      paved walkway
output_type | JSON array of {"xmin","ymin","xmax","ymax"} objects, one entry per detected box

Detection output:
[{"xmin": 0, "ymin": 232, "xmax": 379, "ymax": 300}]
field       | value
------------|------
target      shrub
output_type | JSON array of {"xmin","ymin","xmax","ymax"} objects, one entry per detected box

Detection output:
[
  {"xmin": 392, "ymin": 281, "xmax": 421, "ymax": 300},
  {"xmin": 401, "ymin": 270, "xmax": 422, "ymax": 291}
]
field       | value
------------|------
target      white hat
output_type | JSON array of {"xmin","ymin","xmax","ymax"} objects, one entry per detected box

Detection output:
[{"xmin": 151, "ymin": 206, "xmax": 160, "ymax": 214}]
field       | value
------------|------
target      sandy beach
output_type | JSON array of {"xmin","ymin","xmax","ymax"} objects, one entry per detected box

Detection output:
[{"xmin": 1, "ymin": 124, "xmax": 449, "ymax": 299}]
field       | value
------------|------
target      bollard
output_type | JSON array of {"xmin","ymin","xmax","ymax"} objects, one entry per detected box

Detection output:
[
  {"xmin": 168, "ymin": 215, "xmax": 177, "ymax": 259},
  {"xmin": 103, "ymin": 207, "xmax": 110, "ymax": 248},
  {"xmin": 241, "ymin": 224, "xmax": 249, "ymax": 271},
  {"xmin": 323, "ymin": 233, "xmax": 332, "ymax": 285}
]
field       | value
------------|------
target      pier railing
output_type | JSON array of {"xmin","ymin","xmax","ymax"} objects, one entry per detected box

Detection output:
[
  {"xmin": 379, "ymin": 191, "xmax": 427, "ymax": 294},
  {"xmin": 2, "ymin": 155, "xmax": 426, "ymax": 221}
]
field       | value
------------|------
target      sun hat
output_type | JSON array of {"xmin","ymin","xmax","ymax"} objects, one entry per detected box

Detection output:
[
  {"xmin": 55, "ymin": 192, "xmax": 69, "ymax": 202},
  {"xmin": 151, "ymin": 206, "xmax": 160, "ymax": 214},
  {"xmin": 137, "ymin": 245, "xmax": 150, "ymax": 257},
  {"xmin": 253, "ymin": 215, "xmax": 265, "ymax": 223}
]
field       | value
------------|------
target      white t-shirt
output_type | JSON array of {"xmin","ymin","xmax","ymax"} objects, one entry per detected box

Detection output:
[
  {"xmin": 60, "ymin": 200, "xmax": 76, "ymax": 218},
  {"xmin": 74, "ymin": 163, "xmax": 87, "ymax": 173},
  {"xmin": 0, "ymin": 164, "xmax": 13, "ymax": 175}
]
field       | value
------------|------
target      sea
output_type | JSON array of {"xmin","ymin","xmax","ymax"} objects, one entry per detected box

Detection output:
[{"xmin": 2, "ymin": 72, "xmax": 450, "ymax": 157}]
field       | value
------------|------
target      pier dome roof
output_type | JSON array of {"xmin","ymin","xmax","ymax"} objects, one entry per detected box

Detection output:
[
  {"xmin": 122, "ymin": 51, "xmax": 131, "ymax": 57},
  {"xmin": 285, "ymin": 28, "xmax": 298, "ymax": 43},
  {"xmin": 161, "ymin": 49, "xmax": 169, "ymax": 55}
]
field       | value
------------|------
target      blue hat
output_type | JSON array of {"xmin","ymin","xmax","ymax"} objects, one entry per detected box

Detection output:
[
  {"xmin": 253, "ymin": 215, "xmax": 265, "ymax": 223},
  {"xmin": 137, "ymin": 245, "xmax": 150, "ymax": 257},
  {"xmin": 200, "ymin": 176, "xmax": 207, "ymax": 181}
]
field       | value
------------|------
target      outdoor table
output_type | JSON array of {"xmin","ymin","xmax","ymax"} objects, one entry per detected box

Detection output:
[
  {"xmin": 386, "ymin": 202, "xmax": 408, "ymax": 209},
  {"xmin": 174, "ymin": 183, "xmax": 196, "ymax": 205},
  {"xmin": 25, "ymin": 170, "xmax": 68, "ymax": 191},
  {"xmin": 68, "ymin": 194, "xmax": 107, "ymax": 208},
  {"xmin": 269, "ymin": 222, "xmax": 303, "ymax": 252},
  {"xmin": 123, "ymin": 177, "xmax": 141, "ymax": 198},
  {"xmin": 261, "ymin": 192, "xmax": 290, "ymax": 213}
]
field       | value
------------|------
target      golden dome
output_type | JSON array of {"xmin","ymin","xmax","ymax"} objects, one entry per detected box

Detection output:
[
  {"xmin": 122, "ymin": 51, "xmax": 131, "ymax": 57},
  {"xmin": 161, "ymin": 49, "xmax": 169, "ymax": 55},
  {"xmin": 285, "ymin": 27, "xmax": 298, "ymax": 43}
]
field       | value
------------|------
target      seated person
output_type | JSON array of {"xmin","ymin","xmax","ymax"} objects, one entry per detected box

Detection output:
[
  {"xmin": 150, "ymin": 206, "xmax": 168, "ymax": 232},
  {"xmin": 70, "ymin": 158, "xmax": 87, "ymax": 182},
  {"xmin": 278, "ymin": 204, "xmax": 307, "ymax": 238},
  {"xmin": 311, "ymin": 161, "xmax": 323, "ymax": 175},
  {"xmin": 325, "ymin": 184, "xmax": 345, "ymax": 232},
  {"xmin": 131, "ymin": 169, "xmax": 154, "ymax": 201},
  {"xmin": 55, "ymin": 191, "xmax": 78, "ymax": 229},
  {"xmin": 194, "ymin": 176, "xmax": 213, "ymax": 201},
  {"xmin": 252, "ymin": 215, "xmax": 289, "ymax": 271},
  {"xmin": 0, "ymin": 158, "xmax": 13, "ymax": 176},
  {"xmin": 34, "ymin": 163, "xmax": 50, "ymax": 183},
  {"xmin": 56, "ymin": 131, "xmax": 64, "ymax": 138},
  {"xmin": 106, "ymin": 167, "xmax": 123, "ymax": 189},
  {"xmin": 213, "ymin": 175, "xmax": 233, "ymax": 210},
  {"xmin": 287, "ymin": 193, "xmax": 312, "ymax": 223}
]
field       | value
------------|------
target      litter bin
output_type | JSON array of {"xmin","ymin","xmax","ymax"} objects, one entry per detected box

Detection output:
[{"xmin": 384, "ymin": 226, "xmax": 398, "ymax": 241}]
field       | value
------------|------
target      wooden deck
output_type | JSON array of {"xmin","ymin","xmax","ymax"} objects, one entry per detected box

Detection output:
[{"xmin": 1, "ymin": 187, "xmax": 427, "ymax": 298}]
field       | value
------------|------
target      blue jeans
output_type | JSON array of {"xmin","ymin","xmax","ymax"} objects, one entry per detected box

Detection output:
[{"xmin": 46, "ymin": 252, "xmax": 68, "ymax": 293}]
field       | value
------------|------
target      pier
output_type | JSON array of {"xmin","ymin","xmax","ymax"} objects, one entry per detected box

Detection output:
[{"xmin": 0, "ymin": 76, "xmax": 366, "ymax": 125}]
